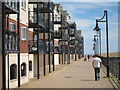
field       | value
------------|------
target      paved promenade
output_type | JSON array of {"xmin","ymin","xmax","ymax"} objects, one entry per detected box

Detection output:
[{"xmin": 20, "ymin": 59, "xmax": 114, "ymax": 88}]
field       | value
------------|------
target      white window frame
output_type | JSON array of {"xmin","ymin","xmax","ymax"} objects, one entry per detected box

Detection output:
[
  {"xmin": 21, "ymin": 27, "xmax": 27, "ymax": 40},
  {"xmin": 21, "ymin": 0, "xmax": 26, "ymax": 10},
  {"xmin": 9, "ymin": 22, "xmax": 16, "ymax": 31}
]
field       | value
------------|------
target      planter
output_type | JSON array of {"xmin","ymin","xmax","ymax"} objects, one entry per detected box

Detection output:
[{"xmin": 5, "ymin": 28, "xmax": 11, "ymax": 34}]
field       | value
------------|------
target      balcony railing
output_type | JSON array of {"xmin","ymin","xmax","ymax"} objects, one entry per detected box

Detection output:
[
  {"xmin": 70, "ymin": 47, "xmax": 75, "ymax": 54},
  {"xmin": 61, "ymin": 45, "xmax": 68, "ymax": 54},
  {"xmin": 69, "ymin": 22, "xmax": 76, "ymax": 28},
  {"xmin": 69, "ymin": 29, "xmax": 75, "ymax": 37},
  {"xmin": 28, "ymin": 11, "xmax": 45, "ymax": 28},
  {"xmin": 46, "ymin": 41, "xmax": 54, "ymax": 54},
  {"xmin": 54, "ymin": 31, "xmax": 62, "ymax": 39},
  {"xmin": 69, "ymin": 40, "xmax": 75, "ymax": 45},
  {"xmin": 5, "ymin": 31, "xmax": 18, "ymax": 53},
  {"xmin": 54, "ymin": 46, "xmax": 62, "ymax": 54},
  {"xmin": 5, "ymin": 0, "xmax": 19, "ymax": 14},
  {"xmin": 28, "ymin": 40, "xmax": 47, "ymax": 54},
  {"xmin": 45, "ymin": 20, "xmax": 54, "ymax": 32}
]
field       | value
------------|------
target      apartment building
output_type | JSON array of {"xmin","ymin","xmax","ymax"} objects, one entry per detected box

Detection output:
[{"xmin": 0, "ymin": 1, "xmax": 84, "ymax": 89}]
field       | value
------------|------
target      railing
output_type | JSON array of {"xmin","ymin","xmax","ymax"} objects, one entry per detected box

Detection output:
[
  {"xmin": 69, "ymin": 22, "xmax": 76, "ymax": 28},
  {"xmin": 61, "ymin": 45, "xmax": 68, "ymax": 54},
  {"xmin": 54, "ymin": 46, "xmax": 62, "ymax": 54},
  {"xmin": 70, "ymin": 47, "xmax": 75, "ymax": 54},
  {"xmin": 46, "ymin": 41, "xmax": 54, "ymax": 54},
  {"xmin": 69, "ymin": 29, "xmax": 75, "ymax": 36},
  {"xmin": 54, "ymin": 31, "xmax": 62, "ymax": 38},
  {"xmin": 69, "ymin": 40, "xmax": 75, "ymax": 45},
  {"xmin": 28, "ymin": 11, "xmax": 45, "ymax": 27},
  {"xmin": 28, "ymin": 40, "xmax": 47, "ymax": 54},
  {"xmin": 5, "ymin": 0, "xmax": 19, "ymax": 12},
  {"xmin": 100, "ymin": 56, "xmax": 120, "ymax": 82},
  {"xmin": 5, "ymin": 31, "xmax": 18, "ymax": 52}
]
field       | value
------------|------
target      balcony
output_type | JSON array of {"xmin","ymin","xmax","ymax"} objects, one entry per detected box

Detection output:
[
  {"xmin": 69, "ymin": 39, "xmax": 75, "ymax": 45},
  {"xmin": 46, "ymin": 41, "xmax": 54, "ymax": 54},
  {"xmin": 69, "ymin": 29, "xmax": 75, "ymax": 37},
  {"xmin": 69, "ymin": 22, "xmax": 76, "ymax": 28},
  {"xmin": 54, "ymin": 46, "xmax": 62, "ymax": 54},
  {"xmin": 54, "ymin": 30, "xmax": 62, "ymax": 39},
  {"xmin": 44, "ymin": 1, "xmax": 54, "ymax": 13},
  {"xmin": 5, "ymin": 30, "xmax": 19, "ymax": 53},
  {"xmin": 70, "ymin": 47, "xmax": 75, "ymax": 54},
  {"xmin": 28, "ymin": 11, "xmax": 45, "ymax": 28},
  {"xmin": 5, "ymin": 0, "xmax": 19, "ymax": 14},
  {"xmin": 54, "ymin": 17, "xmax": 62, "ymax": 24},
  {"xmin": 61, "ymin": 45, "xmax": 68, "ymax": 54},
  {"xmin": 44, "ymin": 20, "xmax": 54, "ymax": 33},
  {"xmin": 28, "ymin": 40, "xmax": 47, "ymax": 54}
]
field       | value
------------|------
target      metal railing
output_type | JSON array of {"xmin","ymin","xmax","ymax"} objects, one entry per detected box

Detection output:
[
  {"xmin": 28, "ymin": 11, "xmax": 44, "ymax": 27},
  {"xmin": 54, "ymin": 31, "xmax": 62, "ymax": 38},
  {"xmin": 28, "ymin": 40, "xmax": 47, "ymax": 54},
  {"xmin": 5, "ymin": 0, "xmax": 19, "ymax": 11},
  {"xmin": 5, "ymin": 33, "xmax": 18, "ymax": 52},
  {"xmin": 100, "ymin": 56, "xmax": 120, "ymax": 81}
]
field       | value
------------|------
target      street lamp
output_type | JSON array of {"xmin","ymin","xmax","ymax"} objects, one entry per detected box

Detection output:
[
  {"xmin": 93, "ymin": 10, "xmax": 109, "ymax": 77},
  {"xmin": 93, "ymin": 35, "xmax": 98, "ymax": 55},
  {"xmin": 93, "ymin": 20, "xmax": 101, "ymax": 56}
]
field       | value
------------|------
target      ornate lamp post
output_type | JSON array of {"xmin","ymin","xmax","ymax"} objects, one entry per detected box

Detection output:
[{"xmin": 93, "ymin": 10, "xmax": 109, "ymax": 77}]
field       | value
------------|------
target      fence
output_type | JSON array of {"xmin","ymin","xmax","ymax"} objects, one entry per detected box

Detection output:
[{"xmin": 100, "ymin": 56, "xmax": 120, "ymax": 82}]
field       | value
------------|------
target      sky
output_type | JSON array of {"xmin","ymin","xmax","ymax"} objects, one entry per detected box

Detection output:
[{"xmin": 53, "ymin": 0, "xmax": 119, "ymax": 55}]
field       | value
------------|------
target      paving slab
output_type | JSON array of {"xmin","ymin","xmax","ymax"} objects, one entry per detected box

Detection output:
[{"xmin": 20, "ymin": 59, "xmax": 114, "ymax": 88}]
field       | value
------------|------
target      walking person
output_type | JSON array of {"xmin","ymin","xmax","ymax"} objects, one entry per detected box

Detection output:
[{"xmin": 91, "ymin": 55, "xmax": 102, "ymax": 81}]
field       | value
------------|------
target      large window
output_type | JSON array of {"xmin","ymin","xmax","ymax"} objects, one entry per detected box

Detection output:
[
  {"xmin": 21, "ymin": 27, "xmax": 26, "ymax": 40},
  {"xmin": 21, "ymin": 0, "xmax": 26, "ymax": 9},
  {"xmin": 10, "ymin": 64, "xmax": 17, "ymax": 80},
  {"xmin": 10, "ymin": 22, "xmax": 16, "ymax": 31},
  {"xmin": 29, "ymin": 61, "xmax": 32, "ymax": 71},
  {"xmin": 21, "ymin": 63, "xmax": 26, "ymax": 77}
]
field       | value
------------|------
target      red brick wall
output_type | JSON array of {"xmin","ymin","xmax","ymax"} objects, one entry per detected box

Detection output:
[{"xmin": 7, "ymin": 18, "xmax": 33, "ymax": 53}]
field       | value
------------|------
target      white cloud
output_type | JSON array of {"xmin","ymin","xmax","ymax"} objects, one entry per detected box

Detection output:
[
  {"xmin": 73, "ymin": 19, "xmax": 94, "ymax": 30},
  {"xmin": 53, "ymin": 0, "xmax": 119, "ymax": 2}
]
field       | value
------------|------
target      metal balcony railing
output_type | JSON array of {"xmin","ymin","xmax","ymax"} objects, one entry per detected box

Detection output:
[
  {"xmin": 54, "ymin": 31, "xmax": 62, "ymax": 38},
  {"xmin": 69, "ymin": 29, "xmax": 75, "ymax": 37},
  {"xmin": 70, "ymin": 47, "xmax": 75, "ymax": 54},
  {"xmin": 28, "ymin": 40, "xmax": 47, "ymax": 54},
  {"xmin": 54, "ymin": 46, "xmax": 62, "ymax": 54},
  {"xmin": 69, "ymin": 40, "xmax": 75, "ymax": 45},
  {"xmin": 46, "ymin": 41, "xmax": 54, "ymax": 54},
  {"xmin": 69, "ymin": 21, "xmax": 76, "ymax": 28},
  {"xmin": 28, "ymin": 11, "xmax": 45, "ymax": 28},
  {"xmin": 5, "ymin": 32, "xmax": 18, "ymax": 53},
  {"xmin": 5, "ymin": 0, "xmax": 19, "ymax": 13}
]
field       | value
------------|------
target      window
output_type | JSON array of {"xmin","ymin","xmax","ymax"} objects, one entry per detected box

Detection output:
[
  {"xmin": 21, "ymin": 0, "xmax": 26, "ymax": 9},
  {"xmin": 10, "ymin": 64, "xmax": 17, "ymax": 80},
  {"xmin": 10, "ymin": 22, "xmax": 16, "ymax": 31},
  {"xmin": 29, "ymin": 61, "xmax": 32, "ymax": 71},
  {"xmin": 21, "ymin": 27, "xmax": 26, "ymax": 40},
  {"xmin": 21, "ymin": 63, "xmax": 26, "ymax": 77}
]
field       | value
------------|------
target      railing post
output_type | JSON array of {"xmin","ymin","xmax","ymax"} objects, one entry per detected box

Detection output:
[{"xmin": 118, "ymin": 60, "xmax": 120, "ymax": 81}]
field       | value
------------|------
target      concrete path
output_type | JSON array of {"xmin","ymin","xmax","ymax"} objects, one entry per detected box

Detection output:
[{"xmin": 20, "ymin": 59, "xmax": 114, "ymax": 88}]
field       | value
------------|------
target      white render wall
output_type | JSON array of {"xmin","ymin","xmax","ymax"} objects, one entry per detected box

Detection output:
[
  {"xmin": 5, "ymin": 53, "xmax": 34, "ymax": 88},
  {"xmin": 54, "ymin": 54, "xmax": 59, "ymax": 65}
]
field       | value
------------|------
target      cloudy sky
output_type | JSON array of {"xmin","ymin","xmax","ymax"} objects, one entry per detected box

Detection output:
[{"xmin": 53, "ymin": 0, "xmax": 119, "ymax": 55}]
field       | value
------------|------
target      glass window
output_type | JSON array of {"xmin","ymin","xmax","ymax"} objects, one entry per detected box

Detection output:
[
  {"xmin": 10, "ymin": 64, "xmax": 17, "ymax": 80},
  {"xmin": 9, "ymin": 22, "xmax": 16, "ymax": 31},
  {"xmin": 21, "ymin": 63, "xmax": 26, "ymax": 77},
  {"xmin": 21, "ymin": 0, "xmax": 26, "ymax": 9},
  {"xmin": 29, "ymin": 61, "xmax": 32, "ymax": 71},
  {"xmin": 21, "ymin": 27, "xmax": 26, "ymax": 40}
]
